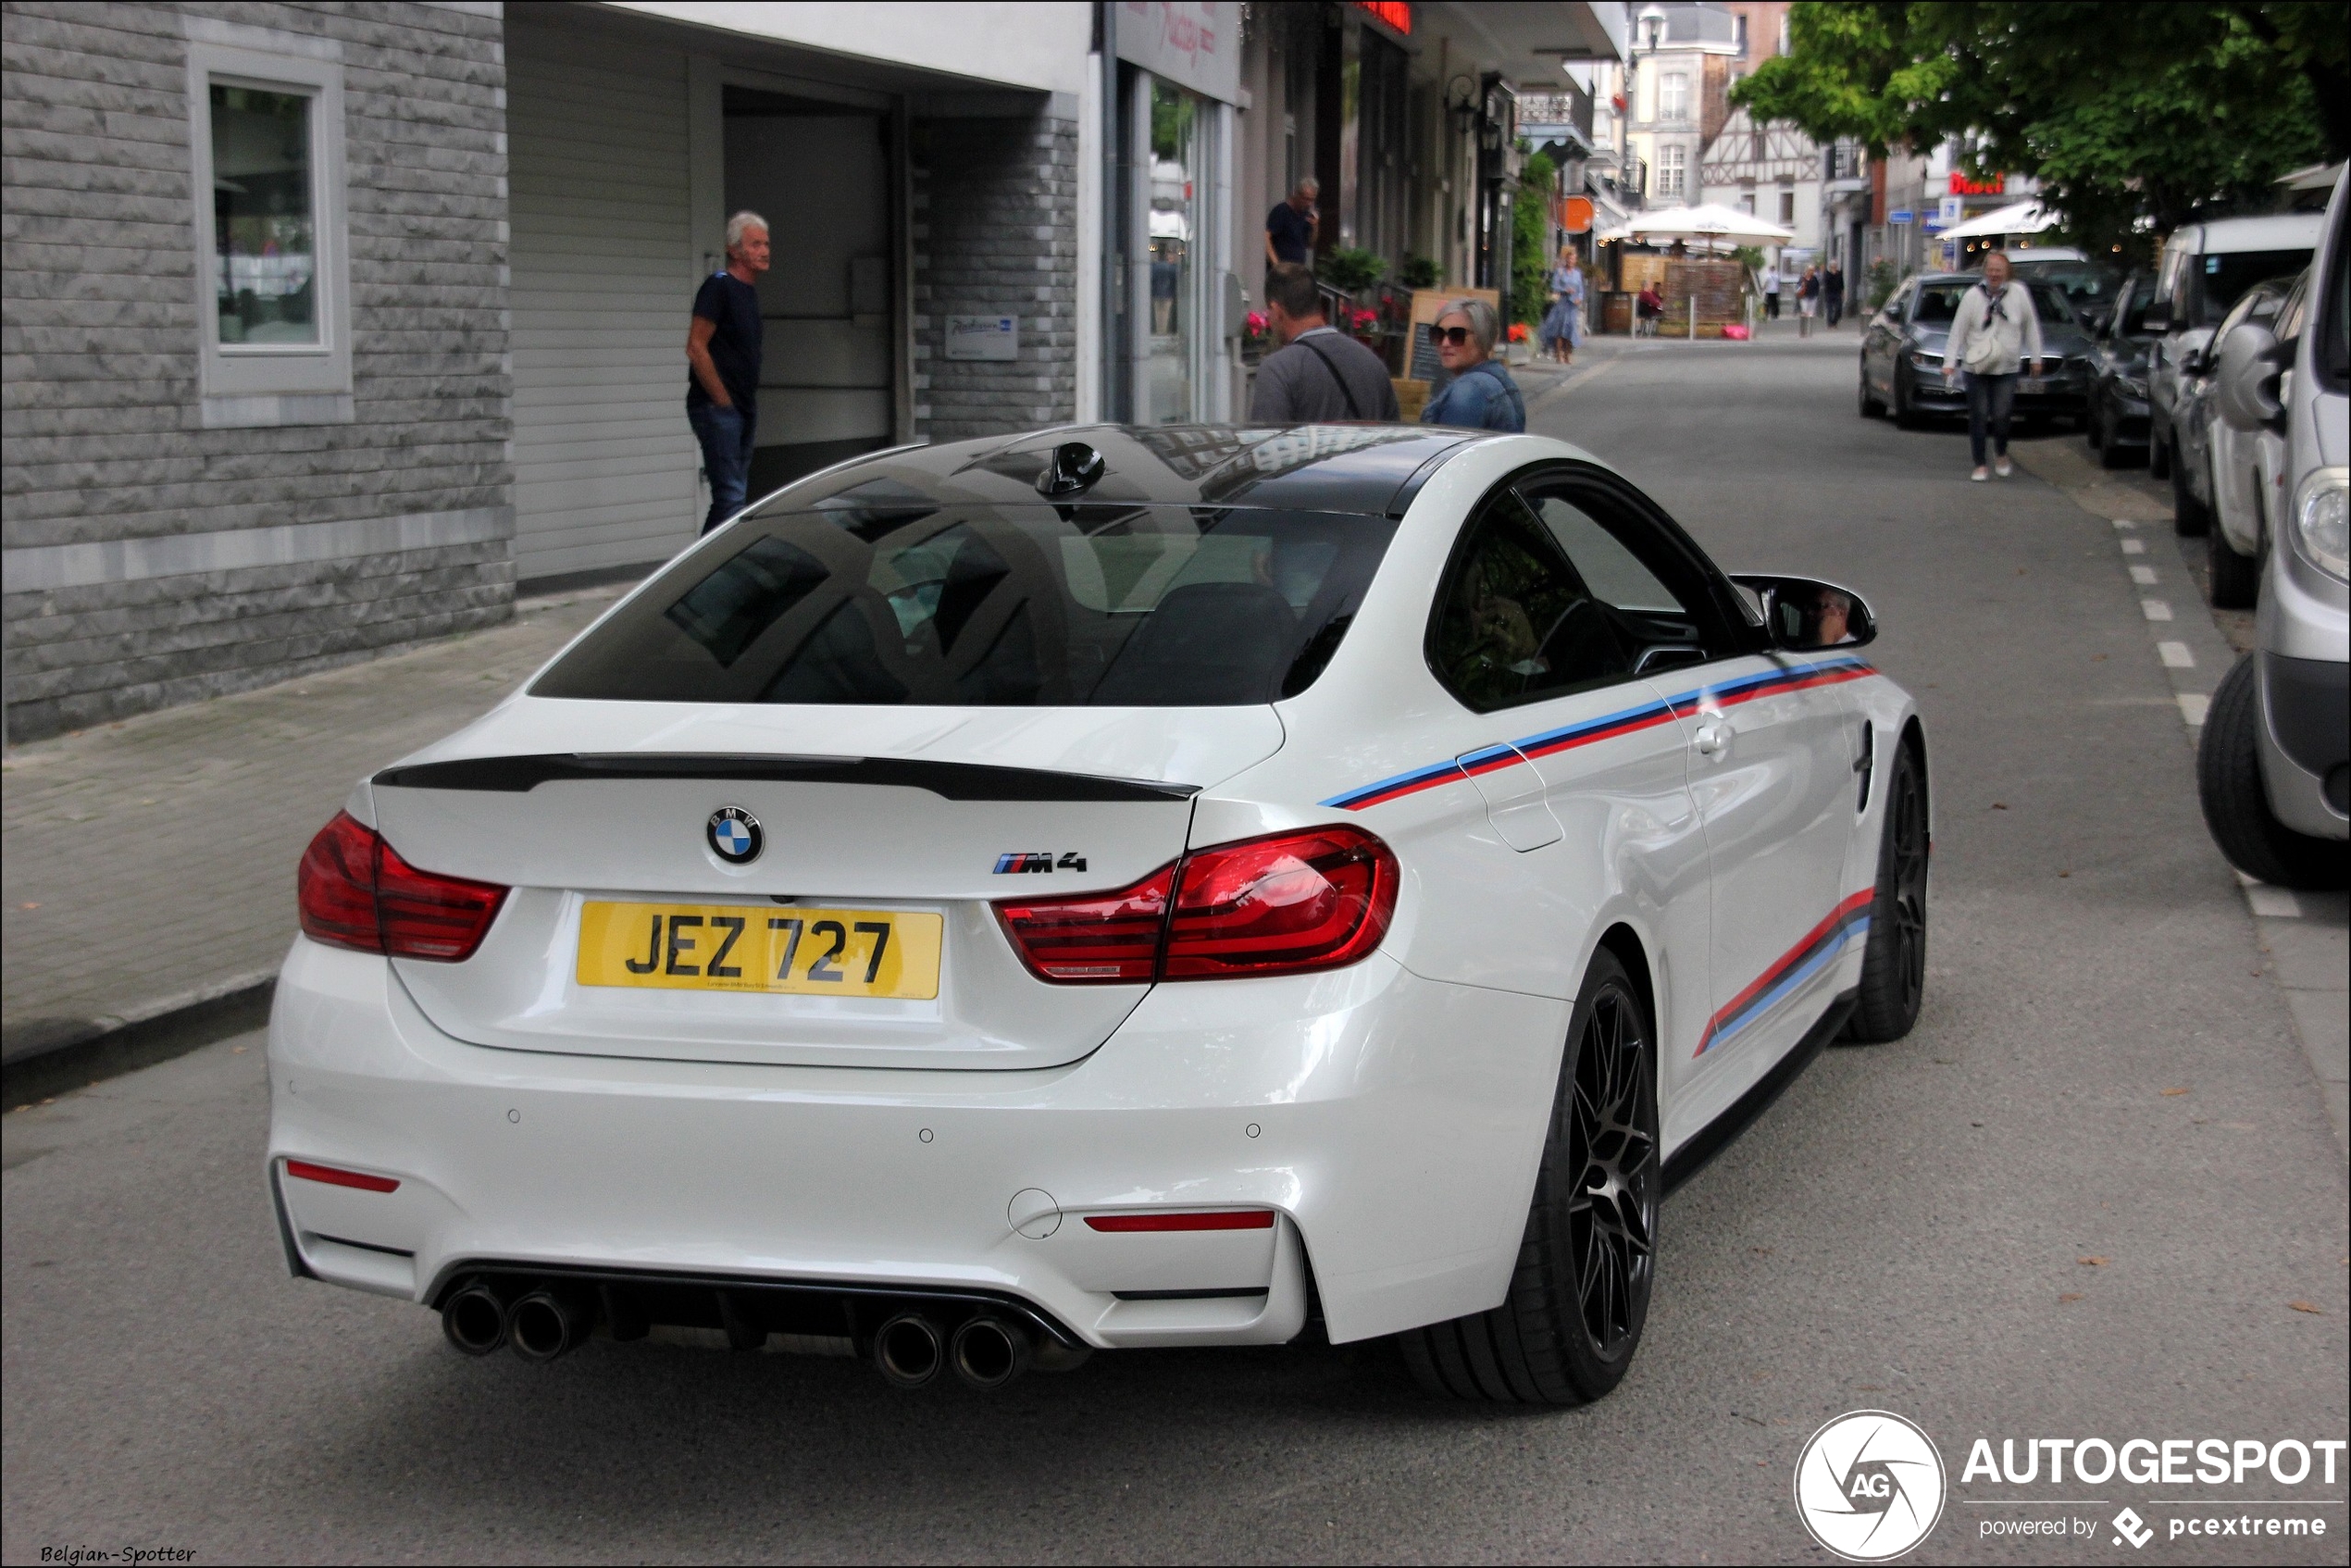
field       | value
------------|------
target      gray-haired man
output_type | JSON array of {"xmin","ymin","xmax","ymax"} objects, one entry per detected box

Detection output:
[
  {"xmin": 686, "ymin": 211, "xmax": 769, "ymax": 533},
  {"xmin": 1265, "ymin": 178, "xmax": 1320, "ymax": 268}
]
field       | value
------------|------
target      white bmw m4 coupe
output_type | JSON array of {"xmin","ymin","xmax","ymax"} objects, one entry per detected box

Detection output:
[{"xmin": 270, "ymin": 424, "xmax": 1929, "ymax": 1405}]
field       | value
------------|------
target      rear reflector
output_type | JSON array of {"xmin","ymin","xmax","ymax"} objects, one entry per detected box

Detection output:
[
  {"xmin": 1084, "ymin": 1210, "xmax": 1276, "ymax": 1232},
  {"xmin": 995, "ymin": 826, "xmax": 1397, "ymax": 985},
  {"xmin": 284, "ymin": 1159, "xmax": 400, "ymax": 1194},
  {"xmin": 297, "ymin": 810, "xmax": 508, "ymax": 962}
]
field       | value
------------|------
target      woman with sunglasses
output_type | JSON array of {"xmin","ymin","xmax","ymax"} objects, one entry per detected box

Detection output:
[{"xmin": 1419, "ymin": 298, "xmax": 1525, "ymax": 432}]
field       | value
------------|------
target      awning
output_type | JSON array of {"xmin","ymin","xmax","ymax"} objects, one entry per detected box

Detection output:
[
  {"xmin": 1935, "ymin": 200, "xmax": 2061, "ymax": 241},
  {"xmin": 1621, "ymin": 204, "xmax": 1796, "ymax": 243}
]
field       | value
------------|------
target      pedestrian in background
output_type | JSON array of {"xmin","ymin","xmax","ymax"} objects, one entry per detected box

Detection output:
[
  {"xmin": 1421, "ymin": 298, "xmax": 1524, "ymax": 432},
  {"xmin": 685, "ymin": 210, "xmax": 768, "ymax": 534},
  {"xmin": 1542, "ymin": 246, "xmax": 1586, "ymax": 367},
  {"xmin": 1249, "ymin": 262, "xmax": 1400, "ymax": 423},
  {"xmin": 1762, "ymin": 265, "xmax": 1782, "ymax": 319},
  {"xmin": 1264, "ymin": 178, "xmax": 1320, "ymax": 270},
  {"xmin": 1942, "ymin": 249, "xmax": 2046, "ymax": 482},
  {"xmin": 1823, "ymin": 262, "xmax": 1847, "ymax": 329},
  {"xmin": 1796, "ymin": 266, "xmax": 1820, "ymax": 337}
]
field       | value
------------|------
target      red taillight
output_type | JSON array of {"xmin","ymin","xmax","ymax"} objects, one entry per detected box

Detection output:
[
  {"xmin": 1163, "ymin": 827, "xmax": 1398, "ymax": 978},
  {"xmin": 995, "ymin": 864, "xmax": 1172, "ymax": 981},
  {"xmin": 297, "ymin": 810, "xmax": 507, "ymax": 962},
  {"xmin": 1084, "ymin": 1210, "xmax": 1276, "ymax": 1232},
  {"xmin": 994, "ymin": 826, "xmax": 1397, "ymax": 984},
  {"xmin": 284, "ymin": 1158, "xmax": 400, "ymax": 1193}
]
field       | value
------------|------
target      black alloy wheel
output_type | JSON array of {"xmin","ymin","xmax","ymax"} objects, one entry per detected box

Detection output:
[
  {"xmin": 1847, "ymin": 742, "xmax": 1928, "ymax": 1042},
  {"xmin": 1399, "ymin": 947, "xmax": 1660, "ymax": 1405}
]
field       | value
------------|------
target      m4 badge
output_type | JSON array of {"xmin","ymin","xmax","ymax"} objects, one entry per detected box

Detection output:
[{"xmin": 993, "ymin": 852, "xmax": 1088, "ymax": 874}]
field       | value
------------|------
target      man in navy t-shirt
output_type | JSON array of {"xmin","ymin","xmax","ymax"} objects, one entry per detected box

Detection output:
[
  {"xmin": 686, "ymin": 211, "xmax": 769, "ymax": 533},
  {"xmin": 1263, "ymin": 177, "xmax": 1319, "ymax": 269}
]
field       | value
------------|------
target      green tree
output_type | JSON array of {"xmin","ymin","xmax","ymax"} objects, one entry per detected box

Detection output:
[
  {"xmin": 1732, "ymin": 3, "xmax": 2345, "ymax": 245},
  {"xmin": 1511, "ymin": 151, "xmax": 1559, "ymax": 328}
]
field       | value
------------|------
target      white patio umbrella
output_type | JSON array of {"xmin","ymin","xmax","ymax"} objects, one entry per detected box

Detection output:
[
  {"xmin": 1935, "ymin": 199, "xmax": 2060, "ymax": 241},
  {"xmin": 1621, "ymin": 203, "xmax": 1797, "ymax": 243}
]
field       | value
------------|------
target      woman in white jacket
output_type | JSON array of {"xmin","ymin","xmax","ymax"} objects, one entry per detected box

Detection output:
[{"xmin": 1942, "ymin": 250, "xmax": 2046, "ymax": 481}]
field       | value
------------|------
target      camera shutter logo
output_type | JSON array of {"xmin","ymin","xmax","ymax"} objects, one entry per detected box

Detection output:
[
  {"xmin": 1793, "ymin": 1411, "xmax": 1947, "ymax": 1562},
  {"xmin": 706, "ymin": 806, "xmax": 762, "ymax": 865}
]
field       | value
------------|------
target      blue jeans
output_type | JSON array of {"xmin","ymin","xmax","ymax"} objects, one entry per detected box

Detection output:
[
  {"xmin": 689, "ymin": 402, "xmax": 756, "ymax": 533},
  {"xmin": 1966, "ymin": 372, "xmax": 2016, "ymax": 466}
]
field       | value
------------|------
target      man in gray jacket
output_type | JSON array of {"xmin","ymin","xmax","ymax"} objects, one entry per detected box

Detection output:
[{"xmin": 1249, "ymin": 263, "xmax": 1400, "ymax": 424}]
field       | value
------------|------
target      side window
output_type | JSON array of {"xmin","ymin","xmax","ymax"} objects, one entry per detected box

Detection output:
[
  {"xmin": 1427, "ymin": 480, "xmax": 1719, "ymax": 713},
  {"xmin": 2274, "ymin": 281, "xmax": 2308, "ymax": 345}
]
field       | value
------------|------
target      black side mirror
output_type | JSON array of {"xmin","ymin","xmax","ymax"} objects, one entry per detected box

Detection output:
[
  {"xmin": 2140, "ymin": 301, "xmax": 2172, "ymax": 333},
  {"xmin": 1731, "ymin": 574, "xmax": 1878, "ymax": 651}
]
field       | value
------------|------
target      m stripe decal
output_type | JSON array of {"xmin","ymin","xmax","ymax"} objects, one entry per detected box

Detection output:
[
  {"xmin": 1319, "ymin": 656, "xmax": 1877, "ymax": 811},
  {"xmin": 1695, "ymin": 889, "xmax": 1876, "ymax": 1056}
]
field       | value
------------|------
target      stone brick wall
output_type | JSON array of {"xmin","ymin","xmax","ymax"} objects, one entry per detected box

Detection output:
[
  {"xmin": 1, "ymin": 1, "xmax": 512, "ymax": 744},
  {"xmin": 909, "ymin": 104, "xmax": 1079, "ymax": 442}
]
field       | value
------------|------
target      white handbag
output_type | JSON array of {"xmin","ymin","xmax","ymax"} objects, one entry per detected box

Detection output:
[{"xmin": 1961, "ymin": 289, "xmax": 2009, "ymax": 372}]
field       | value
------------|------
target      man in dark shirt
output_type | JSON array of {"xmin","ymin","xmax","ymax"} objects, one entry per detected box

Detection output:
[
  {"xmin": 686, "ymin": 210, "xmax": 769, "ymax": 533},
  {"xmin": 1248, "ymin": 262, "xmax": 1399, "ymax": 424},
  {"xmin": 1263, "ymin": 178, "xmax": 1319, "ymax": 269}
]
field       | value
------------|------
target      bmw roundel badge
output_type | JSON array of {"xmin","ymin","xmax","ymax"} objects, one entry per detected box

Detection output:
[{"xmin": 706, "ymin": 806, "xmax": 763, "ymax": 865}]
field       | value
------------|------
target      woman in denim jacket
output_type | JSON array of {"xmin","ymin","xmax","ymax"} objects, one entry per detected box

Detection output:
[{"xmin": 1420, "ymin": 297, "xmax": 1526, "ymax": 432}]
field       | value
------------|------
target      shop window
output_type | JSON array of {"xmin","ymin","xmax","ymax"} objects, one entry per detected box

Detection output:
[{"xmin": 184, "ymin": 28, "xmax": 352, "ymax": 426}]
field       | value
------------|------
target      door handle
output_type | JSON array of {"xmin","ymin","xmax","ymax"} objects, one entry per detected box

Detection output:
[{"xmin": 1692, "ymin": 717, "xmax": 1732, "ymax": 757}]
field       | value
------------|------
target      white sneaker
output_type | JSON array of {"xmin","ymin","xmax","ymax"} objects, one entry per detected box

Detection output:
[
  {"xmin": 1971, "ymin": 467, "xmax": 1990, "ymax": 482},
  {"xmin": 1995, "ymin": 455, "xmax": 2013, "ymax": 478}
]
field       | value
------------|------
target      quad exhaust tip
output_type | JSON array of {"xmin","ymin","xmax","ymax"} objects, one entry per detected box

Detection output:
[
  {"xmin": 951, "ymin": 1315, "xmax": 1030, "ymax": 1390},
  {"xmin": 506, "ymin": 1288, "xmax": 592, "ymax": 1363},
  {"xmin": 441, "ymin": 1282, "xmax": 509, "ymax": 1356},
  {"xmin": 874, "ymin": 1313, "xmax": 945, "ymax": 1388}
]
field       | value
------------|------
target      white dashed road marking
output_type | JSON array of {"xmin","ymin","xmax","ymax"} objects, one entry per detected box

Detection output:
[
  {"xmin": 2158, "ymin": 641, "xmax": 2196, "ymax": 668},
  {"xmin": 2130, "ymin": 565, "xmax": 2158, "ymax": 584},
  {"xmin": 2177, "ymin": 692, "xmax": 2209, "ymax": 727},
  {"xmin": 2142, "ymin": 599, "xmax": 2174, "ymax": 621},
  {"xmin": 2121, "ymin": 538, "xmax": 2147, "ymax": 554},
  {"xmin": 2245, "ymin": 885, "xmax": 2305, "ymax": 918}
]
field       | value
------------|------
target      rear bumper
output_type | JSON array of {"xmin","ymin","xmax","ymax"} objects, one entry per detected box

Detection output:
[{"xmin": 267, "ymin": 938, "xmax": 1568, "ymax": 1349}]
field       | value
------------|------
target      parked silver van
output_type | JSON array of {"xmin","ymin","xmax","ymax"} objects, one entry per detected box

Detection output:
[
  {"xmin": 2198, "ymin": 175, "xmax": 2348, "ymax": 887},
  {"xmin": 2145, "ymin": 211, "xmax": 2324, "ymax": 509}
]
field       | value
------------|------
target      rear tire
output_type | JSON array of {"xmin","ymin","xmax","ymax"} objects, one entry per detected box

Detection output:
[
  {"xmin": 1859, "ymin": 372, "xmax": 1883, "ymax": 418},
  {"xmin": 1846, "ymin": 741, "xmax": 1929, "ymax": 1043},
  {"xmin": 2197, "ymin": 655, "xmax": 2349, "ymax": 890},
  {"xmin": 2208, "ymin": 523, "xmax": 2259, "ymax": 609},
  {"xmin": 2085, "ymin": 399, "xmax": 2105, "ymax": 449},
  {"xmin": 2149, "ymin": 425, "xmax": 2172, "ymax": 479},
  {"xmin": 2096, "ymin": 403, "xmax": 2133, "ymax": 469},
  {"xmin": 1893, "ymin": 370, "xmax": 1921, "ymax": 429},
  {"xmin": 2172, "ymin": 453, "xmax": 2211, "ymax": 537},
  {"xmin": 1398, "ymin": 946, "xmax": 1659, "ymax": 1406}
]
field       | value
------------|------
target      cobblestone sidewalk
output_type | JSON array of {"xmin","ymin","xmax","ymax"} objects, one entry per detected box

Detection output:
[{"xmin": 1, "ymin": 586, "xmax": 627, "ymax": 1067}]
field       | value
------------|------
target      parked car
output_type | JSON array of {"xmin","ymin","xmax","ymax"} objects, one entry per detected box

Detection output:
[
  {"xmin": 2200, "ymin": 169, "xmax": 2348, "ymax": 888},
  {"xmin": 2008, "ymin": 248, "xmax": 2126, "ymax": 333},
  {"xmin": 2205, "ymin": 270, "xmax": 2310, "ymax": 607},
  {"xmin": 268, "ymin": 424, "xmax": 1932, "ymax": 1404},
  {"xmin": 2084, "ymin": 271, "xmax": 2158, "ymax": 467},
  {"xmin": 2171, "ymin": 277, "xmax": 2295, "ymax": 558},
  {"xmin": 1858, "ymin": 272, "xmax": 2096, "ymax": 429},
  {"xmin": 2145, "ymin": 212, "xmax": 2324, "ymax": 485}
]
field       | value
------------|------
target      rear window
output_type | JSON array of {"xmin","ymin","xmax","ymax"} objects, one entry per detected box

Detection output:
[
  {"xmin": 2192, "ymin": 248, "xmax": 2311, "ymax": 325},
  {"xmin": 531, "ymin": 496, "xmax": 1396, "ymax": 707}
]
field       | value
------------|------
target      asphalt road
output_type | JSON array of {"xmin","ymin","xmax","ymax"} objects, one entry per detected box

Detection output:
[{"xmin": 5, "ymin": 331, "xmax": 2345, "ymax": 1566}]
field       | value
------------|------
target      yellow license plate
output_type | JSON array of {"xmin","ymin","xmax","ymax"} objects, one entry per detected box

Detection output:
[{"xmin": 577, "ymin": 902, "xmax": 942, "ymax": 999}]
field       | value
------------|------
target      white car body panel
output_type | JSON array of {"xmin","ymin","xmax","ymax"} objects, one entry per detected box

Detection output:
[{"xmin": 268, "ymin": 428, "xmax": 1926, "ymax": 1352}]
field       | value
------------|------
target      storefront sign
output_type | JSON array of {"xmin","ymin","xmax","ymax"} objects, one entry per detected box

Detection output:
[
  {"xmin": 1949, "ymin": 171, "xmax": 2005, "ymax": 195},
  {"xmin": 1559, "ymin": 195, "xmax": 1595, "ymax": 232},
  {"xmin": 1888, "ymin": 210, "xmax": 1913, "ymax": 225},
  {"xmin": 1353, "ymin": 1, "xmax": 1412, "ymax": 36},
  {"xmin": 944, "ymin": 315, "xmax": 1019, "ymax": 361},
  {"xmin": 1116, "ymin": 1, "xmax": 1241, "ymax": 106}
]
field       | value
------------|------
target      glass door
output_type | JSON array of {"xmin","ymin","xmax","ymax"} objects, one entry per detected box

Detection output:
[{"xmin": 1145, "ymin": 79, "xmax": 1199, "ymax": 424}]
